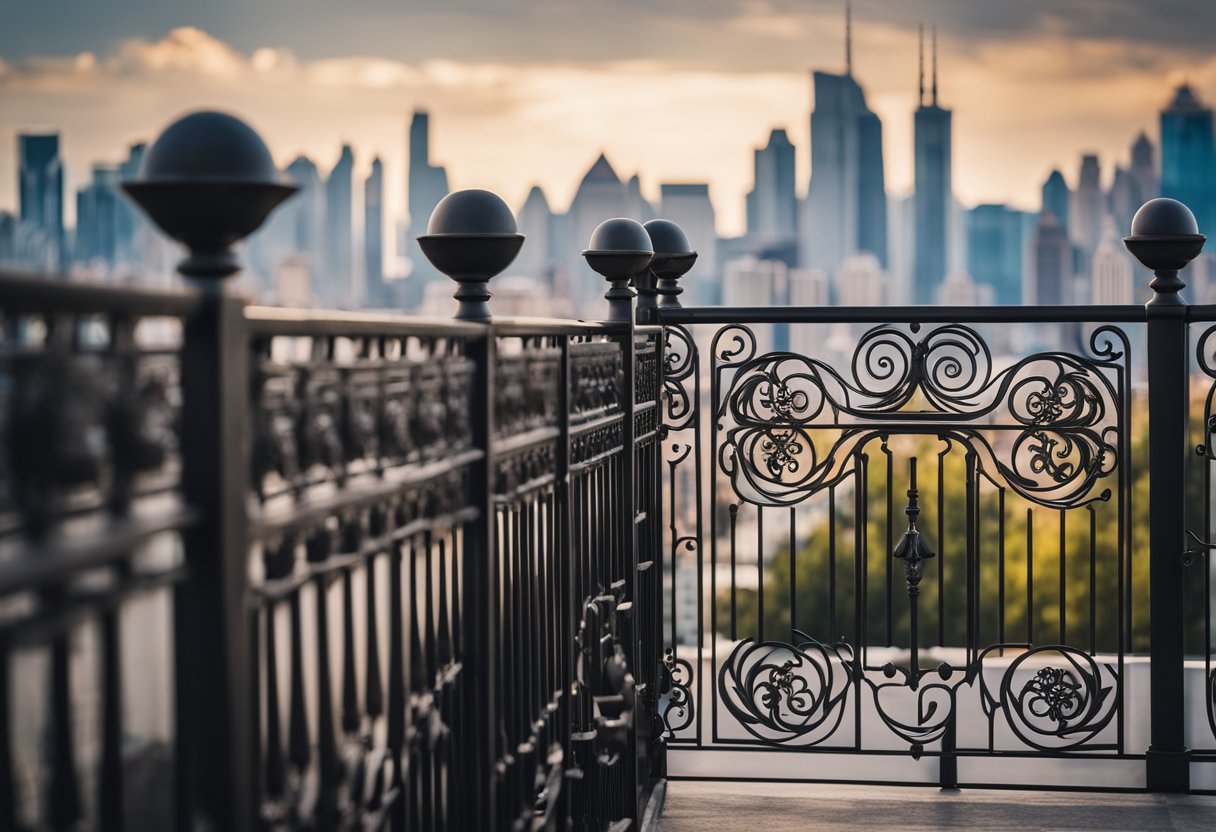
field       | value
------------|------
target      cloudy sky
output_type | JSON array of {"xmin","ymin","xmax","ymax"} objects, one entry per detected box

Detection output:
[{"xmin": 2, "ymin": 0, "xmax": 1214, "ymax": 235}]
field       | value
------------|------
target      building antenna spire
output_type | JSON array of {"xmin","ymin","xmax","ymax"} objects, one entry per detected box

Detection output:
[
  {"xmin": 931, "ymin": 25, "xmax": 939, "ymax": 106},
  {"xmin": 845, "ymin": 0, "xmax": 853, "ymax": 76},
  {"xmin": 918, "ymin": 23, "xmax": 925, "ymax": 107}
]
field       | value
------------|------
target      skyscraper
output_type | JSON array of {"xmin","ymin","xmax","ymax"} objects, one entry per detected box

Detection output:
[
  {"xmin": 802, "ymin": 4, "xmax": 887, "ymax": 274},
  {"xmin": 1090, "ymin": 217, "xmax": 1134, "ymax": 305},
  {"xmin": 966, "ymin": 203, "xmax": 1029, "ymax": 306},
  {"xmin": 407, "ymin": 111, "xmax": 450, "ymax": 298},
  {"xmin": 1070, "ymin": 153, "xmax": 1103, "ymax": 257},
  {"xmin": 515, "ymin": 186, "xmax": 554, "ymax": 282},
  {"xmin": 568, "ymin": 153, "xmax": 630, "ymax": 310},
  {"xmin": 659, "ymin": 183, "xmax": 718, "ymax": 280},
  {"xmin": 364, "ymin": 157, "xmax": 385, "ymax": 307},
  {"xmin": 18, "ymin": 132, "xmax": 65, "ymax": 271},
  {"xmin": 324, "ymin": 144, "xmax": 355, "ymax": 306},
  {"xmin": 913, "ymin": 25, "xmax": 952, "ymax": 304},
  {"xmin": 74, "ymin": 165, "xmax": 121, "ymax": 272},
  {"xmin": 1130, "ymin": 132, "xmax": 1159, "ymax": 207},
  {"xmin": 1031, "ymin": 211, "xmax": 1072, "ymax": 306},
  {"xmin": 1041, "ymin": 169, "xmax": 1070, "ymax": 236},
  {"xmin": 1160, "ymin": 84, "xmax": 1216, "ymax": 237},
  {"xmin": 747, "ymin": 129, "xmax": 797, "ymax": 242}
]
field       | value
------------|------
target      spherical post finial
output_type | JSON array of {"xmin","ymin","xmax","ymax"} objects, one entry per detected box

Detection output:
[
  {"xmin": 643, "ymin": 218, "xmax": 697, "ymax": 321},
  {"xmin": 1124, "ymin": 197, "xmax": 1206, "ymax": 307},
  {"xmin": 417, "ymin": 189, "xmax": 524, "ymax": 322},
  {"xmin": 583, "ymin": 218, "xmax": 653, "ymax": 323},
  {"xmin": 121, "ymin": 110, "xmax": 297, "ymax": 282}
]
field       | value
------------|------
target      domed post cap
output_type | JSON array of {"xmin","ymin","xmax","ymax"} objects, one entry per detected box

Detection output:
[
  {"xmin": 120, "ymin": 110, "xmax": 297, "ymax": 281},
  {"xmin": 1123, "ymin": 198, "xmax": 1206, "ymax": 306},
  {"xmin": 643, "ymin": 218, "xmax": 697, "ymax": 317},
  {"xmin": 582, "ymin": 218, "xmax": 653, "ymax": 323},
  {"xmin": 416, "ymin": 189, "xmax": 525, "ymax": 322}
]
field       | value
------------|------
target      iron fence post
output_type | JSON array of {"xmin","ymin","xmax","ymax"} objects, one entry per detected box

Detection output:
[
  {"xmin": 463, "ymin": 325, "xmax": 498, "ymax": 829},
  {"xmin": 1127, "ymin": 198, "xmax": 1207, "ymax": 792},
  {"xmin": 177, "ymin": 290, "xmax": 256, "ymax": 829}
]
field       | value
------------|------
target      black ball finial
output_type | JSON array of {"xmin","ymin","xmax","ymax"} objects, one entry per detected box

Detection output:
[
  {"xmin": 417, "ymin": 189, "xmax": 525, "ymax": 322},
  {"xmin": 583, "ymin": 218, "xmax": 653, "ymax": 323},
  {"xmin": 642, "ymin": 218, "xmax": 697, "ymax": 319},
  {"xmin": 121, "ymin": 110, "xmax": 297, "ymax": 281},
  {"xmin": 1124, "ymin": 198, "xmax": 1206, "ymax": 305}
]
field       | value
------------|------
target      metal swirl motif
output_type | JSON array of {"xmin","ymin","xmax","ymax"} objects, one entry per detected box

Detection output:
[
  {"xmin": 864, "ymin": 662, "xmax": 964, "ymax": 758},
  {"xmin": 978, "ymin": 645, "xmax": 1118, "ymax": 751},
  {"xmin": 662, "ymin": 325, "xmax": 697, "ymax": 432},
  {"xmin": 717, "ymin": 634, "xmax": 854, "ymax": 746},
  {"xmin": 657, "ymin": 648, "xmax": 695, "ymax": 739},
  {"xmin": 716, "ymin": 323, "xmax": 1123, "ymax": 509}
]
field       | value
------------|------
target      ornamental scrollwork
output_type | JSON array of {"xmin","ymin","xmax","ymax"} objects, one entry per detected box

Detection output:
[
  {"xmin": 978, "ymin": 645, "xmax": 1118, "ymax": 752},
  {"xmin": 717, "ymin": 634, "xmax": 854, "ymax": 746},
  {"xmin": 656, "ymin": 648, "xmax": 695, "ymax": 739},
  {"xmin": 661, "ymin": 325, "xmax": 697, "ymax": 433},
  {"xmin": 715, "ymin": 323, "xmax": 1124, "ymax": 510}
]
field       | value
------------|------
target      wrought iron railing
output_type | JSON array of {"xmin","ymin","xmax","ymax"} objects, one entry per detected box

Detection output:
[{"xmin": 2, "ymin": 108, "xmax": 1216, "ymax": 831}]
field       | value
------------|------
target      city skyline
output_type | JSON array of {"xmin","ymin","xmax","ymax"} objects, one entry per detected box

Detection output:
[{"xmin": 3, "ymin": 3, "xmax": 1216, "ymax": 236}]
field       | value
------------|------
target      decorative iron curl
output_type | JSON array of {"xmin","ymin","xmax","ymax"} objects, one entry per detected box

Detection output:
[
  {"xmin": 866, "ymin": 673, "xmax": 961, "ymax": 759},
  {"xmin": 711, "ymin": 324, "xmax": 757, "ymax": 367},
  {"xmin": 662, "ymin": 325, "xmax": 697, "ymax": 431},
  {"xmin": 978, "ymin": 645, "xmax": 1118, "ymax": 752},
  {"xmin": 657, "ymin": 648, "xmax": 695, "ymax": 738},
  {"xmin": 717, "ymin": 633, "xmax": 854, "ymax": 746}
]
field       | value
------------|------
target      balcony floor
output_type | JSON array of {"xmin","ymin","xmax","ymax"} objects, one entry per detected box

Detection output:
[{"xmin": 657, "ymin": 780, "xmax": 1216, "ymax": 831}]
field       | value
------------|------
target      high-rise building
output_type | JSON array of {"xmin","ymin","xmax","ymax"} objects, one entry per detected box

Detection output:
[
  {"xmin": 1161, "ymin": 83, "xmax": 1216, "ymax": 237},
  {"xmin": 966, "ymin": 203, "xmax": 1029, "ymax": 306},
  {"xmin": 568, "ymin": 153, "xmax": 630, "ymax": 311},
  {"xmin": 364, "ymin": 157, "xmax": 385, "ymax": 307},
  {"xmin": 747, "ymin": 128, "xmax": 797, "ymax": 242},
  {"xmin": 659, "ymin": 183, "xmax": 718, "ymax": 280},
  {"xmin": 934, "ymin": 270, "xmax": 991, "ymax": 306},
  {"xmin": 1130, "ymin": 132, "xmax": 1158, "ymax": 207},
  {"xmin": 836, "ymin": 251, "xmax": 886, "ymax": 307},
  {"xmin": 1030, "ymin": 211, "xmax": 1072, "ymax": 306},
  {"xmin": 18, "ymin": 132, "xmax": 65, "ymax": 271},
  {"xmin": 283, "ymin": 156, "xmax": 324, "ymax": 268},
  {"xmin": 1041, "ymin": 169, "xmax": 1070, "ymax": 236},
  {"xmin": 323, "ymin": 145, "xmax": 355, "ymax": 306},
  {"xmin": 913, "ymin": 26, "xmax": 952, "ymax": 304},
  {"xmin": 514, "ymin": 185, "xmax": 554, "ymax": 282},
  {"xmin": 1071, "ymin": 153, "xmax": 1103, "ymax": 257},
  {"xmin": 407, "ymin": 111, "xmax": 450, "ymax": 300},
  {"xmin": 74, "ymin": 165, "xmax": 122, "ymax": 272},
  {"xmin": 802, "ymin": 4, "xmax": 887, "ymax": 275},
  {"xmin": 1090, "ymin": 217, "xmax": 1134, "ymax": 306}
]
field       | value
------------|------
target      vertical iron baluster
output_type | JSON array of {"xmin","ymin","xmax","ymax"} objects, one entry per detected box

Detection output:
[
  {"xmin": 1059, "ymin": 509, "xmax": 1067, "ymax": 645},
  {"xmin": 1026, "ymin": 509, "xmax": 1035, "ymax": 645},
  {"xmin": 937, "ymin": 448, "xmax": 946, "ymax": 647},
  {"xmin": 421, "ymin": 530, "xmax": 437, "ymax": 830},
  {"xmin": 998, "ymin": 488, "xmax": 1006, "ymax": 652},
  {"xmin": 757, "ymin": 506, "xmax": 765, "ymax": 642},
  {"xmin": 342, "ymin": 565, "xmax": 360, "ymax": 735},
  {"xmin": 263, "ymin": 600, "xmax": 285, "ymax": 802},
  {"xmin": 729, "ymin": 504, "xmax": 738, "ymax": 640},
  {"xmin": 829, "ymin": 485, "xmax": 837, "ymax": 644},
  {"xmin": 789, "ymin": 506, "xmax": 797, "ymax": 640},
  {"xmin": 408, "ymin": 536, "xmax": 426, "ymax": 831},
  {"xmin": 366, "ymin": 550, "xmax": 383, "ymax": 722},
  {"xmin": 313, "ymin": 569, "xmax": 339, "ymax": 822},
  {"xmin": 0, "ymin": 648, "xmax": 13, "ymax": 831},
  {"xmin": 884, "ymin": 441, "xmax": 894, "ymax": 647},
  {"xmin": 99, "ymin": 582, "xmax": 124, "ymax": 832},
  {"xmin": 48, "ymin": 630, "xmax": 82, "ymax": 829},
  {"xmin": 288, "ymin": 587, "xmax": 310, "ymax": 784},
  {"xmin": 387, "ymin": 535, "xmax": 406, "ymax": 830},
  {"xmin": 1089, "ymin": 506, "xmax": 1098, "ymax": 656}
]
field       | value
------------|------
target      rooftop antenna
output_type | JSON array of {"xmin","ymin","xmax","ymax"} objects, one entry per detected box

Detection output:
[
  {"xmin": 845, "ymin": 0, "xmax": 853, "ymax": 76},
  {"xmin": 931, "ymin": 25, "xmax": 939, "ymax": 106},
  {"xmin": 918, "ymin": 23, "xmax": 925, "ymax": 107}
]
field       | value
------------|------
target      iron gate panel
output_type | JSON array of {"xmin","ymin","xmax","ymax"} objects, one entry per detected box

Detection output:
[{"xmin": 660, "ymin": 318, "xmax": 1144, "ymax": 787}]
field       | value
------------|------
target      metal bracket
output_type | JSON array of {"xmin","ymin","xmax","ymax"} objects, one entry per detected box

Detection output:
[{"xmin": 1183, "ymin": 529, "xmax": 1215, "ymax": 567}]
